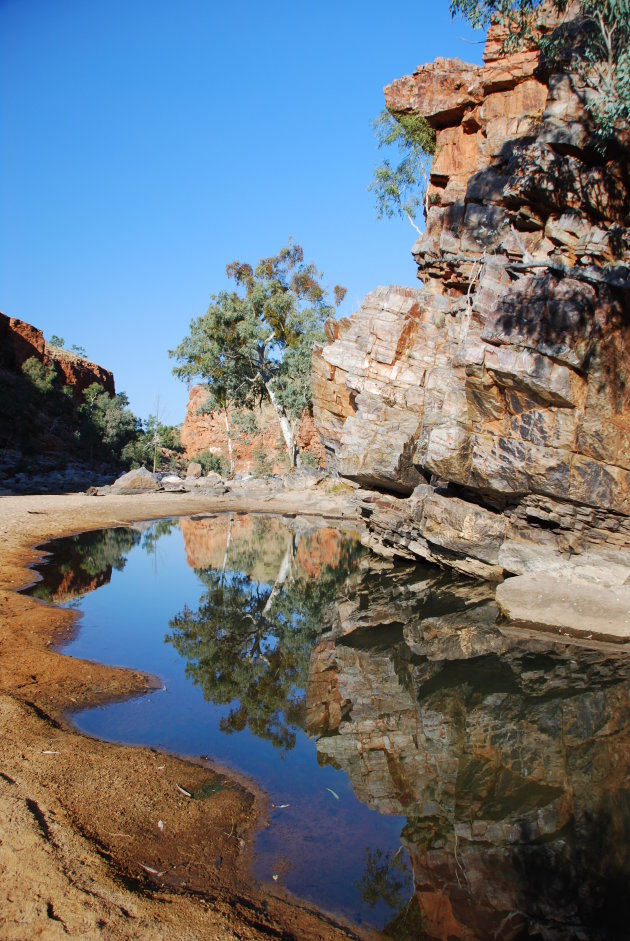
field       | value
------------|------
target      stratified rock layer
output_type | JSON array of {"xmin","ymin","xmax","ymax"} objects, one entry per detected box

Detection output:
[{"xmin": 313, "ymin": 12, "xmax": 630, "ymax": 582}]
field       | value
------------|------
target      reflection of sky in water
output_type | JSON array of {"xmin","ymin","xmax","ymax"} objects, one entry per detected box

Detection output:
[{"xmin": 28, "ymin": 519, "xmax": 412, "ymax": 931}]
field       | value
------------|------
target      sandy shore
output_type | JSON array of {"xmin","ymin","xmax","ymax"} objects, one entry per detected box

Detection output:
[{"xmin": 0, "ymin": 489, "xmax": 366, "ymax": 941}]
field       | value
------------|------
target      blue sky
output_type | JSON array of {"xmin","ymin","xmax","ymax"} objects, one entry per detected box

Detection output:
[{"xmin": 0, "ymin": 0, "xmax": 483, "ymax": 423}]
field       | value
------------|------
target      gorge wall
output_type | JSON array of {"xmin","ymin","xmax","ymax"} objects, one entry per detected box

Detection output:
[
  {"xmin": 0, "ymin": 311, "xmax": 115, "ymax": 397},
  {"xmin": 313, "ymin": 9, "xmax": 630, "ymax": 583},
  {"xmin": 306, "ymin": 560, "xmax": 630, "ymax": 939},
  {"xmin": 0, "ymin": 311, "xmax": 116, "ymax": 486},
  {"xmin": 181, "ymin": 384, "xmax": 326, "ymax": 474}
]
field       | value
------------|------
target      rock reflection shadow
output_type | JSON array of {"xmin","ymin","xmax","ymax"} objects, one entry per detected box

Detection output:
[
  {"xmin": 308, "ymin": 558, "xmax": 630, "ymax": 940},
  {"xmin": 26, "ymin": 526, "xmax": 142, "ymax": 603}
]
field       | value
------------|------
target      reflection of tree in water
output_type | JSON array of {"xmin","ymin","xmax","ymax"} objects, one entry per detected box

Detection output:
[
  {"xmin": 27, "ymin": 526, "xmax": 141, "ymax": 602},
  {"xmin": 355, "ymin": 847, "xmax": 420, "ymax": 940},
  {"xmin": 167, "ymin": 525, "xmax": 363, "ymax": 751},
  {"xmin": 141, "ymin": 518, "xmax": 178, "ymax": 556},
  {"xmin": 356, "ymin": 847, "xmax": 410, "ymax": 910}
]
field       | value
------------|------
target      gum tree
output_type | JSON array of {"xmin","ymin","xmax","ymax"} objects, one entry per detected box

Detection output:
[
  {"xmin": 170, "ymin": 241, "xmax": 346, "ymax": 468},
  {"xmin": 368, "ymin": 110, "xmax": 436, "ymax": 233}
]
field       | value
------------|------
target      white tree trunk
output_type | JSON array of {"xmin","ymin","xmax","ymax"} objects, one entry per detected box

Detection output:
[
  {"xmin": 220, "ymin": 514, "xmax": 233, "ymax": 585},
  {"xmin": 262, "ymin": 534, "xmax": 298, "ymax": 616},
  {"xmin": 264, "ymin": 382, "xmax": 302, "ymax": 468},
  {"xmin": 223, "ymin": 406, "xmax": 235, "ymax": 475}
]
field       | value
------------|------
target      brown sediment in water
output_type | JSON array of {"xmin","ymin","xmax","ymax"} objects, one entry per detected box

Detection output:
[{"xmin": 0, "ymin": 489, "xmax": 368, "ymax": 941}]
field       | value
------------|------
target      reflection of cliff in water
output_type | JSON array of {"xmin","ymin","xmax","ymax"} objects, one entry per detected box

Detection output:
[
  {"xmin": 25, "ymin": 526, "xmax": 141, "ymax": 603},
  {"xmin": 306, "ymin": 559, "xmax": 630, "ymax": 941}
]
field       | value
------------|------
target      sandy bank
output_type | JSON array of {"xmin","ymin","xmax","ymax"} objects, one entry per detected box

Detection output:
[{"xmin": 0, "ymin": 489, "xmax": 364, "ymax": 941}]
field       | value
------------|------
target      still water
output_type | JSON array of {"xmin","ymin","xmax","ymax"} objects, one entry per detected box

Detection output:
[{"xmin": 26, "ymin": 514, "xmax": 630, "ymax": 940}]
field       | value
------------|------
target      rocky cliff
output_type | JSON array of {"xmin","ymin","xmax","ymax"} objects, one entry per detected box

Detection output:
[
  {"xmin": 0, "ymin": 311, "xmax": 115, "ymax": 397},
  {"xmin": 181, "ymin": 384, "xmax": 326, "ymax": 473},
  {"xmin": 313, "ymin": 11, "xmax": 630, "ymax": 583},
  {"xmin": 0, "ymin": 311, "xmax": 117, "ymax": 489}
]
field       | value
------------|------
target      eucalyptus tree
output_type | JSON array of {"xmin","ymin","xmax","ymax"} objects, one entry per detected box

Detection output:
[
  {"xmin": 170, "ymin": 242, "xmax": 346, "ymax": 468},
  {"xmin": 166, "ymin": 524, "xmax": 364, "ymax": 752},
  {"xmin": 368, "ymin": 110, "xmax": 436, "ymax": 233}
]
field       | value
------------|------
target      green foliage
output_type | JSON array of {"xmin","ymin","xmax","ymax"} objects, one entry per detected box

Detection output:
[
  {"xmin": 47, "ymin": 335, "xmax": 88, "ymax": 358},
  {"xmin": 21, "ymin": 357, "xmax": 57, "ymax": 395},
  {"xmin": 300, "ymin": 449, "xmax": 323, "ymax": 469},
  {"xmin": 355, "ymin": 848, "xmax": 412, "ymax": 911},
  {"xmin": 252, "ymin": 447, "xmax": 276, "ymax": 477},
  {"xmin": 273, "ymin": 329, "xmax": 325, "ymax": 422},
  {"xmin": 122, "ymin": 415, "xmax": 184, "ymax": 471},
  {"xmin": 0, "ymin": 356, "xmax": 149, "ymax": 474},
  {"xmin": 79, "ymin": 383, "xmax": 139, "ymax": 464},
  {"xmin": 450, "ymin": 0, "xmax": 630, "ymax": 145},
  {"xmin": 26, "ymin": 527, "xmax": 141, "ymax": 602},
  {"xmin": 369, "ymin": 110, "xmax": 436, "ymax": 233},
  {"xmin": 449, "ymin": 0, "xmax": 542, "ymax": 30},
  {"xmin": 167, "ymin": 524, "xmax": 364, "ymax": 752},
  {"xmin": 141, "ymin": 519, "xmax": 178, "ymax": 555},
  {"xmin": 170, "ymin": 241, "xmax": 345, "ymax": 465},
  {"xmin": 197, "ymin": 450, "xmax": 226, "ymax": 475},
  {"xmin": 157, "ymin": 422, "xmax": 183, "ymax": 452},
  {"xmin": 232, "ymin": 408, "xmax": 260, "ymax": 437}
]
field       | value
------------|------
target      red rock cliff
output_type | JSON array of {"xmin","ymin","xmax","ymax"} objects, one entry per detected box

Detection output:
[
  {"xmin": 313, "ymin": 10, "xmax": 630, "ymax": 583},
  {"xmin": 0, "ymin": 311, "xmax": 115, "ymax": 397},
  {"xmin": 181, "ymin": 385, "xmax": 326, "ymax": 473}
]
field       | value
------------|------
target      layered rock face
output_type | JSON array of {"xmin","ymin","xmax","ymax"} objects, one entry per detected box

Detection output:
[
  {"xmin": 312, "ymin": 12, "xmax": 630, "ymax": 581},
  {"xmin": 181, "ymin": 385, "xmax": 325, "ymax": 473},
  {"xmin": 306, "ymin": 561, "xmax": 630, "ymax": 939}
]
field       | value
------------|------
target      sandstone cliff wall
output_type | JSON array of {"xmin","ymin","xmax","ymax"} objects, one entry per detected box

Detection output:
[
  {"xmin": 0, "ymin": 311, "xmax": 117, "ymax": 487},
  {"xmin": 313, "ymin": 12, "xmax": 630, "ymax": 582},
  {"xmin": 0, "ymin": 311, "xmax": 115, "ymax": 397},
  {"xmin": 181, "ymin": 384, "xmax": 326, "ymax": 473}
]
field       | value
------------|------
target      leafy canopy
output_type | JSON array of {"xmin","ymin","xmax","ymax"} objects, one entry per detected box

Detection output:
[
  {"xmin": 368, "ymin": 110, "xmax": 436, "ymax": 233},
  {"xmin": 167, "ymin": 519, "xmax": 363, "ymax": 752},
  {"xmin": 170, "ymin": 241, "xmax": 346, "ymax": 463}
]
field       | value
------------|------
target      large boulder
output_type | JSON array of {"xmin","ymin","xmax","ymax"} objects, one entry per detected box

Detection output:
[
  {"xmin": 111, "ymin": 466, "xmax": 159, "ymax": 494},
  {"xmin": 186, "ymin": 461, "xmax": 203, "ymax": 478}
]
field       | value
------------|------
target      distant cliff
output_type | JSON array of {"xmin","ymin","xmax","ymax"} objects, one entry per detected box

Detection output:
[
  {"xmin": 0, "ymin": 311, "xmax": 117, "ymax": 488},
  {"xmin": 181, "ymin": 384, "xmax": 325, "ymax": 474},
  {"xmin": 0, "ymin": 312, "xmax": 115, "ymax": 397},
  {"xmin": 313, "ymin": 11, "xmax": 630, "ymax": 583}
]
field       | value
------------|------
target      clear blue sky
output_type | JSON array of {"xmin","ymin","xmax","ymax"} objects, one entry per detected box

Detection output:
[{"xmin": 0, "ymin": 0, "xmax": 483, "ymax": 424}]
